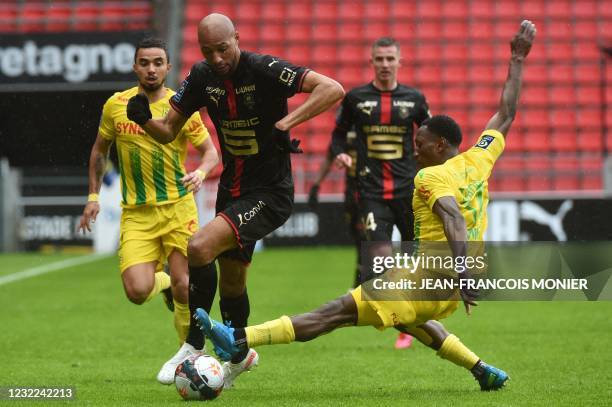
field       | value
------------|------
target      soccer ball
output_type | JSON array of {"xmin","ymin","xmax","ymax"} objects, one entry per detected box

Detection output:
[{"xmin": 174, "ymin": 354, "xmax": 224, "ymax": 401}]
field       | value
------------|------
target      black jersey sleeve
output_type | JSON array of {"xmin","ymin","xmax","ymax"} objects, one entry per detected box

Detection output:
[
  {"xmin": 170, "ymin": 63, "xmax": 209, "ymax": 117},
  {"xmin": 330, "ymin": 93, "xmax": 355, "ymax": 157},
  {"xmin": 248, "ymin": 53, "xmax": 310, "ymax": 97},
  {"xmin": 414, "ymin": 92, "xmax": 432, "ymax": 126}
]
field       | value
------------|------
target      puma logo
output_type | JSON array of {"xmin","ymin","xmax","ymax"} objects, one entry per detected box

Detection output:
[{"xmin": 520, "ymin": 200, "xmax": 573, "ymax": 241}]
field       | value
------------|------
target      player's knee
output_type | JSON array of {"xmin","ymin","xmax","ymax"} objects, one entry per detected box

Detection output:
[
  {"xmin": 124, "ymin": 285, "xmax": 149, "ymax": 305},
  {"xmin": 187, "ymin": 237, "xmax": 216, "ymax": 265},
  {"xmin": 171, "ymin": 274, "xmax": 189, "ymax": 302}
]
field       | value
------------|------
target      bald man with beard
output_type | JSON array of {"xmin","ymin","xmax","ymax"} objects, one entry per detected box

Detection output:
[{"xmin": 127, "ymin": 14, "xmax": 344, "ymax": 387}]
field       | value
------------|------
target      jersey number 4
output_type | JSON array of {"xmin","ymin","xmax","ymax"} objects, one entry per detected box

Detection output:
[
  {"xmin": 362, "ymin": 212, "xmax": 378, "ymax": 231},
  {"xmin": 221, "ymin": 128, "xmax": 259, "ymax": 156}
]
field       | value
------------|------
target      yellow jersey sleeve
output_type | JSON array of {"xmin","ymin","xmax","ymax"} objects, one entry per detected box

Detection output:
[
  {"xmin": 98, "ymin": 94, "xmax": 118, "ymax": 141},
  {"xmin": 180, "ymin": 112, "xmax": 209, "ymax": 147},
  {"xmin": 463, "ymin": 129, "xmax": 506, "ymax": 178},
  {"xmin": 414, "ymin": 167, "xmax": 455, "ymax": 211}
]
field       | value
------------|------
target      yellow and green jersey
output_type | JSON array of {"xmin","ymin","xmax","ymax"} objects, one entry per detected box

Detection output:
[
  {"xmin": 413, "ymin": 130, "xmax": 506, "ymax": 241},
  {"xmin": 98, "ymin": 86, "xmax": 209, "ymax": 208}
]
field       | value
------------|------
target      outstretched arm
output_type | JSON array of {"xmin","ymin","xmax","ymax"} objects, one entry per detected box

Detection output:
[
  {"xmin": 275, "ymin": 71, "xmax": 345, "ymax": 131},
  {"xmin": 432, "ymin": 196, "xmax": 478, "ymax": 315},
  {"xmin": 485, "ymin": 20, "xmax": 537, "ymax": 136}
]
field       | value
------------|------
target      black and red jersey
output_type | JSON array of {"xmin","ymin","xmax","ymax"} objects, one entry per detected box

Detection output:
[
  {"xmin": 331, "ymin": 82, "xmax": 430, "ymax": 200},
  {"xmin": 170, "ymin": 51, "xmax": 310, "ymax": 197}
]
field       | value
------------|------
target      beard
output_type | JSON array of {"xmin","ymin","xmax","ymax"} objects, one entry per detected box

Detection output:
[{"xmin": 141, "ymin": 81, "xmax": 163, "ymax": 92}]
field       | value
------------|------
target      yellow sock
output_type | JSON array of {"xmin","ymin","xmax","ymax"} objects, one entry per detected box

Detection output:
[
  {"xmin": 145, "ymin": 271, "xmax": 171, "ymax": 302},
  {"xmin": 245, "ymin": 316, "xmax": 295, "ymax": 347},
  {"xmin": 173, "ymin": 300, "xmax": 190, "ymax": 344},
  {"xmin": 436, "ymin": 334, "xmax": 480, "ymax": 370}
]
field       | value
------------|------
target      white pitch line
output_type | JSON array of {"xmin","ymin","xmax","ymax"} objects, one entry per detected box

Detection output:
[{"xmin": 0, "ymin": 254, "xmax": 111, "ymax": 287}]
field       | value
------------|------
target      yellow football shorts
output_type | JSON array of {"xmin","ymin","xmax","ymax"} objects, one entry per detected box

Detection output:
[
  {"xmin": 118, "ymin": 197, "xmax": 199, "ymax": 273},
  {"xmin": 350, "ymin": 285, "xmax": 459, "ymax": 330}
]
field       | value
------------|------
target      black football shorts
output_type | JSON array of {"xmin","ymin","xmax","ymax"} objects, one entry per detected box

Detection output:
[{"xmin": 216, "ymin": 188, "xmax": 293, "ymax": 263}]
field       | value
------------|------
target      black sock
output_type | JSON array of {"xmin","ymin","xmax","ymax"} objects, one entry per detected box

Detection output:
[
  {"xmin": 470, "ymin": 360, "xmax": 485, "ymax": 377},
  {"xmin": 219, "ymin": 290, "xmax": 250, "ymax": 363},
  {"xmin": 185, "ymin": 262, "xmax": 218, "ymax": 349},
  {"xmin": 233, "ymin": 328, "xmax": 248, "ymax": 352}
]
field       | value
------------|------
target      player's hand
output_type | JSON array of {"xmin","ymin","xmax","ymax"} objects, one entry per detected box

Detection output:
[
  {"xmin": 335, "ymin": 153, "xmax": 352, "ymax": 169},
  {"xmin": 511, "ymin": 20, "xmax": 536, "ymax": 59},
  {"xmin": 308, "ymin": 184, "xmax": 320, "ymax": 209},
  {"xmin": 458, "ymin": 271, "xmax": 479, "ymax": 316},
  {"xmin": 77, "ymin": 201, "xmax": 100, "ymax": 234},
  {"xmin": 181, "ymin": 169, "xmax": 206, "ymax": 193},
  {"xmin": 126, "ymin": 93, "xmax": 152, "ymax": 126},
  {"xmin": 273, "ymin": 127, "xmax": 303, "ymax": 154}
]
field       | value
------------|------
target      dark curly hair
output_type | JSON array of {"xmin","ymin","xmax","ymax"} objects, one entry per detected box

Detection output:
[
  {"xmin": 134, "ymin": 37, "xmax": 169, "ymax": 63},
  {"xmin": 422, "ymin": 115, "xmax": 462, "ymax": 147}
]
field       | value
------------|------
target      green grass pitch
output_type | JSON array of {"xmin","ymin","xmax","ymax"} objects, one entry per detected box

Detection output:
[{"xmin": 1, "ymin": 248, "xmax": 611, "ymax": 406}]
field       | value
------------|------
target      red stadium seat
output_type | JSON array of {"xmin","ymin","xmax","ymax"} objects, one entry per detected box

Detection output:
[
  {"xmin": 285, "ymin": 1, "xmax": 308, "ymax": 24},
  {"xmin": 285, "ymin": 23, "xmax": 310, "ymax": 42},
  {"xmin": 468, "ymin": 65, "xmax": 495, "ymax": 84},
  {"xmin": 469, "ymin": 43, "xmax": 495, "ymax": 62},
  {"xmin": 414, "ymin": 65, "xmax": 441, "ymax": 85},
  {"xmin": 235, "ymin": 2, "xmax": 259, "ymax": 22},
  {"xmin": 520, "ymin": 109, "xmax": 549, "ymax": 130},
  {"xmin": 364, "ymin": 22, "xmax": 390, "ymax": 41},
  {"xmin": 364, "ymin": 1, "xmax": 390, "ymax": 19},
  {"xmin": 415, "ymin": 44, "xmax": 442, "ymax": 63},
  {"xmin": 442, "ymin": 44, "xmax": 468, "ymax": 62},
  {"xmin": 545, "ymin": 21, "xmax": 573, "ymax": 41},
  {"xmin": 545, "ymin": 0, "xmax": 571, "ymax": 18},
  {"xmin": 442, "ymin": 65, "xmax": 468, "ymax": 85},
  {"xmin": 573, "ymin": 21, "xmax": 599, "ymax": 40},
  {"xmin": 469, "ymin": 2, "xmax": 493, "ymax": 18},
  {"xmin": 551, "ymin": 131, "xmax": 578, "ymax": 152},
  {"xmin": 573, "ymin": 0, "xmax": 597, "ymax": 18},
  {"xmin": 523, "ymin": 85, "xmax": 549, "ymax": 107},
  {"xmin": 311, "ymin": 22, "xmax": 336, "ymax": 42},
  {"xmin": 598, "ymin": 0, "xmax": 612, "ymax": 17},
  {"xmin": 338, "ymin": 1, "xmax": 363, "ymax": 20},
  {"xmin": 46, "ymin": 4, "xmax": 71, "ymax": 31},
  {"xmin": 442, "ymin": 1, "xmax": 468, "ymax": 18},
  {"xmin": 390, "ymin": 22, "xmax": 414, "ymax": 42},
  {"xmin": 548, "ymin": 64, "xmax": 574, "ymax": 84},
  {"xmin": 312, "ymin": 2, "xmax": 337, "ymax": 21},
  {"xmin": 546, "ymin": 43, "xmax": 572, "ymax": 61},
  {"xmin": 418, "ymin": 1, "xmax": 442, "ymax": 18},
  {"xmin": 285, "ymin": 45, "xmax": 310, "ymax": 66},
  {"xmin": 416, "ymin": 21, "xmax": 441, "ymax": 40},
  {"xmin": 442, "ymin": 86, "xmax": 468, "ymax": 107},
  {"xmin": 573, "ymin": 42, "xmax": 601, "ymax": 61},
  {"xmin": 547, "ymin": 86, "xmax": 574, "ymax": 107},
  {"xmin": 311, "ymin": 45, "xmax": 337, "ymax": 64},
  {"xmin": 578, "ymin": 129, "xmax": 604, "ymax": 152},
  {"xmin": 574, "ymin": 64, "xmax": 601, "ymax": 85},
  {"xmin": 422, "ymin": 87, "xmax": 441, "ymax": 107},
  {"xmin": 576, "ymin": 108, "xmax": 601, "ymax": 130},
  {"xmin": 550, "ymin": 109, "xmax": 577, "ymax": 130},
  {"xmin": 521, "ymin": 0, "xmax": 546, "ymax": 18},
  {"xmin": 441, "ymin": 21, "xmax": 468, "ymax": 40},
  {"xmin": 336, "ymin": 67, "xmax": 364, "ymax": 89},
  {"xmin": 496, "ymin": 1, "xmax": 520, "ymax": 17},
  {"xmin": 260, "ymin": 23, "xmax": 284, "ymax": 43},
  {"xmin": 260, "ymin": 2, "xmax": 285, "ymax": 21},
  {"xmin": 337, "ymin": 45, "xmax": 367, "ymax": 65},
  {"xmin": 390, "ymin": 2, "xmax": 415, "ymax": 19},
  {"xmin": 338, "ymin": 22, "xmax": 363, "ymax": 42},
  {"xmin": 469, "ymin": 20, "xmax": 494, "ymax": 40},
  {"xmin": 469, "ymin": 85, "xmax": 497, "ymax": 107},
  {"xmin": 576, "ymin": 86, "xmax": 601, "ymax": 106}
]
